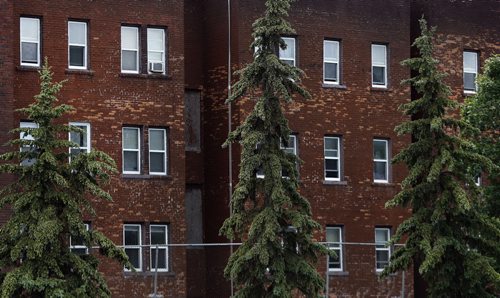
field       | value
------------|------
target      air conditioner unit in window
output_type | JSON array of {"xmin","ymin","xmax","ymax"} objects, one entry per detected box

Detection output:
[{"xmin": 149, "ymin": 62, "xmax": 164, "ymax": 73}]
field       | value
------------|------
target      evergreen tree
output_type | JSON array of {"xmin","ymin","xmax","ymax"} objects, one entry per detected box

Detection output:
[
  {"xmin": 383, "ymin": 18, "xmax": 500, "ymax": 297},
  {"xmin": 219, "ymin": 0, "xmax": 327, "ymax": 297},
  {"xmin": 0, "ymin": 60, "xmax": 130, "ymax": 297},
  {"xmin": 462, "ymin": 55, "xmax": 500, "ymax": 217}
]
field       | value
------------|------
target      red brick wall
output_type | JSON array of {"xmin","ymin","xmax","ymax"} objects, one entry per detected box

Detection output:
[
  {"xmin": 0, "ymin": 0, "xmax": 15, "ymax": 224},
  {"xmin": 201, "ymin": 0, "xmax": 414, "ymax": 296},
  {"xmin": 8, "ymin": 1, "xmax": 187, "ymax": 297}
]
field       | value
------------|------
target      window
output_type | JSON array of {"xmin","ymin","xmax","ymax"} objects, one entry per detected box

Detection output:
[
  {"xmin": 20, "ymin": 17, "xmax": 40, "ymax": 66},
  {"xmin": 373, "ymin": 139, "xmax": 389, "ymax": 183},
  {"xmin": 123, "ymin": 127, "xmax": 140, "ymax": 174},
  {"xmin": 281, "ymin": 135, "xmax": 297, "ymax": 178},
  {"xmin": 326, "ymin": 226, "xmax": 343, "ymax": 271},
  {"xmin": 463, "ymin": 51, "xmax": 478, "ymax": 93},
  {"xmin": 68, "ymin": 21, "xmax": 87, "ymax": 69},
  {"xmin": 70, "ymin": 223, "xmax": 90, "ymax": 255},
  {"xmin": 375, "ymin": 228, "xmax": 391, "ymax": 272},
  {"xmin": 279, "ymin": 37, "xmax": 296, "ymax": 66},
  {"xmin": 150, "ymin": 225, "xmax": 168, "ymax": 271},
  {"xmin": 124, "ymin": 224, "xmax": 142, "ymax": 271},
  {"xmin": 474, "ymin": 174, "xmax": 481, "ymax": 186},
  {"xmin": 324, "ymin": 137, "xmax": 341, "ymax": 181},
  {"xmin": 324, "ymin": 40, "xmax": 340, "ymax": 84},
  {"xmin": 20, "ymin": 121, "xmax": 38, "ymax": 166},
  {"xmin": 121, "ymin": 26, "xmax": 139, "ymax": 73},
  {"xmin": 147, "ymin": 28, "xmax": 166, "ymax": 74},
  {"xmin": 372, "ymin": 44, "xmax": 387, "ymax": 88},
  {"xmin": 149, "ymin": 128, "xmax": 167, "ymax": 175},
  {"xmin": 69, "ymin": 122, "xmax": 90, "ymax": 159}
]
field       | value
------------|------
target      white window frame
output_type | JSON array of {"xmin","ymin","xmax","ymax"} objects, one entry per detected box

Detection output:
[
  {"xmin": 68, "ymin": 21, "xmax": 87, "ymax": 69},
  {"xmin": 280, "ymin": 135, "xmax": 298, "ymax": 178},
  {"xmin": 463, "ymin": 51, "xmax": 478, "ymax": 94},
  {"xmin": 375, "ymin": 228, "xmax": 391, "ymax": 272},
  {"xmin": 373, "ymin": 139, "xmax": 389, "ymax": 183},
  {"xmin": 324, "ymin": 136, "xmax": 341, "ymax": 181},
  {"xmin": 68, "ymin": 122, "xmax": 91, "ymax": 161},
  {"xmin": 122, "ymin": 127, "xmax": 141, "ymax": 174},
  {"xmin": 147, "ymin": 28, "xmax": 166, "ymax": 74},
  {"xmin": 121, "ymin": 26, "xmax": 139, "ymax": 74},
  {"xmin": 20, "ymin": 121, "xmax": 38, "ymax": 166},
  {"xmin": 474, "ymin": 174, "xmax": 481, "ymax": 186},
  {"xmin": 371, "ymin": 44, "xmax": 387, "ymax": 88},
  {"xmin": 323, "ymin": 40, "xmax": 340, "ymax": 84},
  {"xmin": 70, "ymin": 223, "xmax": 90, "ymax": 254},
  {"xmin": 150, "ymin": 224, "xmax": 169, "ymax": 272},
  {"xmin": 279, "ymin": 37, "xmax": 296, "ymax": 66},
  {"xmin": 148, "ymin": 128, "xmax": 167, "ymax": 176},
  {"xmin": 20, "ymin": 17, "xmax": 41, "ymax": 67},
  {"xmin": 326, "ymin": 226, "xmax": 343, "ymax": 272},
  {"xmin": 124, "ymin": 224, "xmax": 142, "ymax": 272}
]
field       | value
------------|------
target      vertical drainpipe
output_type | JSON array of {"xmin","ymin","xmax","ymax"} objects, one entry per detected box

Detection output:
[{"xmin": 227, "ymin": 0, "xmax": 234, "ymax": 297}]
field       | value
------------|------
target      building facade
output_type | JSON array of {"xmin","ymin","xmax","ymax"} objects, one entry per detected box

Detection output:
[{"xmin": 0, "ymin": 0, "xmax": 498, "ymax": 297}]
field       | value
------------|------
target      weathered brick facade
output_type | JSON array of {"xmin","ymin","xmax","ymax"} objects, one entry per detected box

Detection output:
[
  {"xmin": 0, "ymin": 0, "xmax": 498, "ymax": 297},
  {"xmin": 3, "ymin": 0, "xmax": 187, "ymax": 297}
]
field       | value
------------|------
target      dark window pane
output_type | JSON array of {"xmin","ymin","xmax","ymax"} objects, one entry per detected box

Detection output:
[
  {"xmin": 151, "ymin": 248, "xmax": 167, "ymax": 269},
  {"xmin": 125, "ymin": 248, "xmax": 140, "ymax": 268},
  {"xmin": 376, "ymin": 251, "xmax": 389, "ymax": 269},
  {"xmin": 69, "ymin": 46, "xmax": 85, "ymax": 67},
  {"xmin": 464, "ymin": 73, "xmax": 476, "ymax": 91},
  {"xmin": 21, "ymin": 42, "xmax": 37, "ymax": 63},
  {"xmin": 374, "ymin": 161, "xmax": 387, "ymax": 180},
  {"xmin": 328, "ymin": 248, "xmax": 341, "ymax": 269},
  {"xmin": 373, "ymin": 66, "xmax": 385, "ymax": 85},
  {"xmin": 325, "ymin": 63, "xmax": 338, "ymax": 81},
  {"xmin": 373, "ymin": 141, "xmax": 387, "ymax": 159},
  {"xmin": 150, "ymin": 226, "xmax": 166, "ymax": 245},
  {"xmin": 124, "ymin": 227, "xmax": 140, "ymax": 245},
  {"xmin": 124, "ymin": 151, "xmax": 138, "ymax": 172},
  {"xmin": 325, "ymin": 159, "xmax": 339, "ymax": 172},
  {"xmin": 122, "ymin": 50, "xmax": 137, "ymax": 71},
  {"xmin": 282, "ymin": 59, "xmax": 294, "ymax": 66},
  {"xmin": 150, "ymin": 152, "xmax": 165, "ymax": 173},
  {"xmin": 72, "ymin": 248, "xmax": 88, "ymax": 255}
]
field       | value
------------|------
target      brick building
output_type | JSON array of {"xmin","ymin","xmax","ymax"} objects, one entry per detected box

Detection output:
[{"xmin": 0, "ymin": 0, "xmax": 498, "ymax": 297}]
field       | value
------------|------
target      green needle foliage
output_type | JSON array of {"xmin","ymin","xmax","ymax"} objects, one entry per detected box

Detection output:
[
  {"xmin": 463, "ymin": 55, "xmax": 500, "ymax": 218},
  {"xmin": 383, "ymin": 18, "xmax": 500, "ymax": 297},
  {"xmin": 0, "ymin": 60, "xmax": 130, "ymax": 297},
  {"xmin": 219, "ymin": 0, "xmax": 327, "ymax": 297}
]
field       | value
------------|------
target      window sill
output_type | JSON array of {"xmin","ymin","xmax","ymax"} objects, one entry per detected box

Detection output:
[
  {"xmin": 120, "ymin": 73, "xmax": 171, "ymax": 80},
  {"xmin": 463, "ymin": 91, "xmax": 476, "ymax": 96},
  {"xmin": 322, "ymin": 83, "xmax": 347, "ymax": 90},
  {"xmin": 323, "ymin": 180, "xmax": 347, "ymax": 186},
  {"xmin": 370, "ymin": 87, "xmax": 390, "ymax": 92},
  {"xmin": 328, "ymin": 271, "xmax": 349, "ymax": 276},
  {"xmin": 371, "ymin": 182, "xmax": 396, "ymax": 187},
  {"xmin": 65, "ymin": 69, "xmax": 95, "ymax": 76},
  {"xmin": 124, "ymin": 271, "xmax": 175, "ymax": 277},
  {"xmin": 121, "ymin": 174, "xmax": 171, "ymax": 180},
  {"xmin": 17, "ymin": 65, "xmax": 41, "ymax": 72}
]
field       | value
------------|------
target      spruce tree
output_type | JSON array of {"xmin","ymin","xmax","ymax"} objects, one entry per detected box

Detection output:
[
  {"xmin": 383, "ymin": 19, "xmax": 500, "ymax": 297},
  {"xmin": 219, "ymin": 0, "xmax": 327, "ymax": 297},
  {"xmin": 462, "ymin": 55, "xmax": 500, "ymax": 217},
  {"xmin": 0, "ymin": 60, "xmax": 130, "ymax": 297}
]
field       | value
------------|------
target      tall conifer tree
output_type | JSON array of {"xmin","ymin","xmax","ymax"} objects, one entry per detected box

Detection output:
[
  {"xmin": 383, "ymin": 19, "xmax": 500, "ymax": 297},
  {"xmin": 0, "ymin": 61, "xmax": 130, "ymax": 297},
  {"xmin": 220, "ymin": 0, "xmax": 326, "ymax": 297}
]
